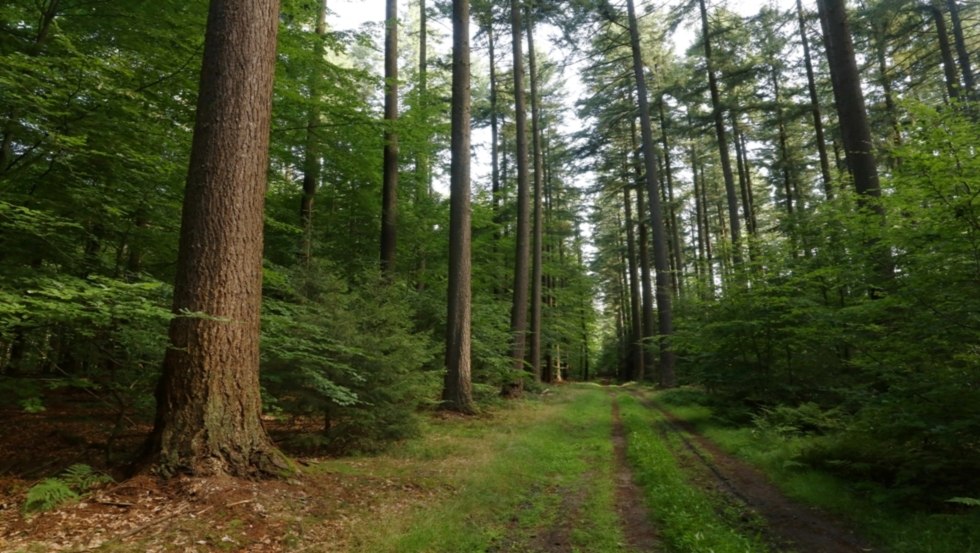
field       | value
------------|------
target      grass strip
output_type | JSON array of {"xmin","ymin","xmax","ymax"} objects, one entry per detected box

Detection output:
[
  {"xmin": 617, "ymin": 394, "xmax": 771, "ymax": 553},
  {"xmin": 344, "ymin": 385, "xmax": 627, "ymax": 552}
]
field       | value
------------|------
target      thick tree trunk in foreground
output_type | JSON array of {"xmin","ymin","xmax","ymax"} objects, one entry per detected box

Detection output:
[
  {"xmin": 380, "ymin": 0, "xmax": 399, "ymax": 274},
  {"xmin": 141, "ymin": 0, "xmax": 289, "ymax": 478},
  {"xmin": 504, "ymin": 0, "xmax": 532, "ymax": 395},
  {"xmin": 442, "ymin": 0, "xmax": 475, "ymax": 414},
  {"xmin": 625, "ymin": 0, "xmax": 676, "ymax": 387}
]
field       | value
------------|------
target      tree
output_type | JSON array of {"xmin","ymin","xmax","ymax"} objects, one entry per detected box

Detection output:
[
  {"xmin": 527, "ymin": 6, "xmax": 545, "ymax": 382},
  {"xmin": 624, "ymin": 0, "xmax": 676, "ymax": 387},
  {"xmin": 381, "ymin": 0, "xmax": 400, "ymax": 274},
  {"xmin": 300, "ymin": 0, "xmax": 328, "ymax": 265},
  {"xmin": 697, "ymin": 0, "xmax": 742, "ymax": 267},
  {"xmin": 818, "ymin": 0, "xmax": 881, "ymax": 203},
  {"xmin": 442, "ymin": 0, "xmax": 476, "ymax": 414},
  {"xmin": 505, "ymin": 0, "xmax": 532, "ymax": 394},
  {"xmin": 139, "ymin": 0, "xmax": 289, "ymax": 477}
]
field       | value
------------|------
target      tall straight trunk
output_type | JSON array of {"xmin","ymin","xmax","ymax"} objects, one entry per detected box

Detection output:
[
  {"xmin": 817, "ymin": 0, "xmax": 882, "ymax": 202},
  {"xmin": 818, "ymin": 0, "xmax": 891, "ymax": 284},
  {"xmin": 636, "ymin": 183, "xmax": 656, "ymax": 380},
  {"xmin": 380, "ymin": 0, "xmax": 399, "ymax": 274},
  {"xmin": 697, "ymin": 160, "xmax": 715, "ymax": 298},
  {"xmin": 622, "ymin": 178, "xmax": 645, "ymax": 381},
  {"xmin": 946, "ymin": 0, "xmax": 974, "ymax": 97},
  {"xmin": 872, "ymin": 21, "xmax": 902, "ymax": 149},
  {"xmin": 625, "ymin": 0, "xmax": 676, "ymax": 387},
  {"xmin": 928, "ymin": 1, "xmax": 961, "ymax": 102},
  {"xmin": 488, "ymin": 23, "xmax": 501, "ymax": 220},
  {"xmin": 730, "ymin": 112, "xmax": 756, "ymax": 234},
  {"xmin": 300, "ymin": 0, "xmax": 328, "ymax": 265},
  {"xmin": 417, "ymin": 0, "xmax": 430, "ymax": 199},
  {"xmin": 141, "ymin": 0, "xmax": 288, "ymax": 478},
  {"xmin": 698, "ymin": 0, "xmax": 742, "ymax": 267},
  {"xmin": 526, "ymin": 8, "xmax": 544, "ymax": 382},
  {"xmin": 442, "ymin": 0, "xmax": 475, "ymax": 414},
  {"xmin": 796, "ymin": 0, "xmax": 833, "ymax": 199},
  {"xmin": 773, "ymin": 71, "xmax": 795, "ymax": 216},
  {"xmin": 505, "ymin": 0, "xmax": 532, "ymax": 391},
  {"xmin": 738, "ymin": 129, "xmax": 757, "ymax": 232},
  {"xmin": 657, "ymin": 100, "xmax": 684, "ymax": 297}
]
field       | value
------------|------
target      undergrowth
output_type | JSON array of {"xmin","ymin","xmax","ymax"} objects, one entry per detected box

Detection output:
[
  {"xmin": 23, "ymin": 464, "xmax": 113, "ymax": 514},
  {"xmin": 656, "ymin": 388, "xmax": 980, "ymax": 553}
]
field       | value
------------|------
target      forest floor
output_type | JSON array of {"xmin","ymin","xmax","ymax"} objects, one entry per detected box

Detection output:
[{"xmin": 0, "ymin": 385, "xmax": 882, "ymax": 552}]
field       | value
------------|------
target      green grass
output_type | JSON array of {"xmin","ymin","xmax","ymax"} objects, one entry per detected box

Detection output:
[
  {"xmin": 617, "ymin": 394, "xmax": 771, "ymax": 553},
  {"xmin": 656, "ymin": 390, "xmax": 980, "ymax": 553},
  {"xmin": 346, "ymin": 386, "xmax": 628, "ymax": 552}
]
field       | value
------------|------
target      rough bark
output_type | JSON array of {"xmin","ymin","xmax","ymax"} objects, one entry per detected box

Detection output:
[
  {"xmin": 380, "ymin": 0, "xmax": 399, "ymax": 274},
  {"xmin": 140, "ymin": 0, "xmax": 289, "ymax": 478},
  {"xmin": 442, "ymin": 0, "xmax": 476, "ymax": 414},
  {"xmin": 625, "ymin": 0, "xmax": 676, "ymax": 387},
  {"xmin": 657, "ymin": 100, "xmax": 684, "ymax": 297}
]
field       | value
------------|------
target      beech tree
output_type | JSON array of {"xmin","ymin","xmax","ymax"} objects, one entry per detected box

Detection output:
[{"xmin": 139, "ymin": 0, "xmax": 289, "ymax": 477}]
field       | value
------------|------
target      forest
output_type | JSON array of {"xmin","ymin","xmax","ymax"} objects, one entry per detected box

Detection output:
[{"xmin": 0, "ymin": 0, "xmax": 978, "ymax": 551}]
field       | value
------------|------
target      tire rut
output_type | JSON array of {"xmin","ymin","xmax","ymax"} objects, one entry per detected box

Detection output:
[
  {"xmin": 639, "ymin": 395, "xmax": 878, "ymax": 553},
  {"xmin": 611, "ymin": 395, "xmax": 662, "ymax": 552}
]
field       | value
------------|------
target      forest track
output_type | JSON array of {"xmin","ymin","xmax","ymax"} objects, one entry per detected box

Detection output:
[
  {"xmin": 638, "ymin": 395, "xmax": 877, "ymax": 553},
  {"xmin": 611, "ymin": 395, "xmax": 661, "ymax": 552}
]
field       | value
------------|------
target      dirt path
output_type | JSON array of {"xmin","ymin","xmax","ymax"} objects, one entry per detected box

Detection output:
[
  {"xmin": 611, "ymin": 396, "xmax": 661, "ymax": 552},
  {"xmin": 642, "ymin": 396, "xmax": 877, "ymax": 553}
]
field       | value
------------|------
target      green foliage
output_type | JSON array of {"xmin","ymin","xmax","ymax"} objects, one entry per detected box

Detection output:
[
  {"xmin": 23, "ymin": 464, "xmax": 112, "ymax": 514},
  {"xmin": 262, "ymin": 263, "xmax": 439, "ymax": 454}
]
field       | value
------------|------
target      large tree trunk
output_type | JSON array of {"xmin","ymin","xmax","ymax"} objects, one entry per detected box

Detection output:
[
  {"xmin": 442, "ymin": 0, "xmax": 475, "ymax": 414},
  {"xmin": 625, "ymin": 0, "xmax": 676, "ymax": 387},
  {"xmin": 504, "ymin": 0, "xmax": 532, "ymax": 395},
  {"xmin": 526, "ymin": 8, "xmax": 544, "ymax": 382},
  {"xmin": 817, "ymin": 0, "xmax": 882, "ymax": 202},
  {"xmin": 698, "ymin": 0, "xmax": 742, "ymax": 267},
  {"xmin": 140, "ymin": 0, "xmax": 289, "ymax": 478},
  {"xmin": 300, "ymin": 0, "xmax": 328, "ymax": 265},
  {"xmin": 380, "ymin": 0, "xmax": 399, "ymax": 274},
  {"xmin": 818, "ymin": 0, "xmax": 891, "ymax": 284},
  {"xmin": 796, "ymin": 0, "xmax": 833, "ymax": 199}
]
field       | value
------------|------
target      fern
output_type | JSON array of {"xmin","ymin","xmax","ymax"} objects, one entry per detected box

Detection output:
[
  {"xmin": 22, "ymin": 464, "xmax": 113, "ymax": 514},
  {"xmin": 61, "ymin": 464, "xmax": 113, "ymax": 491},
  {"xmin": 23, "ymin": 479, "xmax": 78, "ymax": 513}
]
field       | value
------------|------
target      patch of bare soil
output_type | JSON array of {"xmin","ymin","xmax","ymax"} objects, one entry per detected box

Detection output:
[
  {"xmin": 611, "ymin": 397, "xmax": 661, "ymax": 552},
  {"xmin": 644, "ymin": 397, "xmax": 877, "ymax": 553}
]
